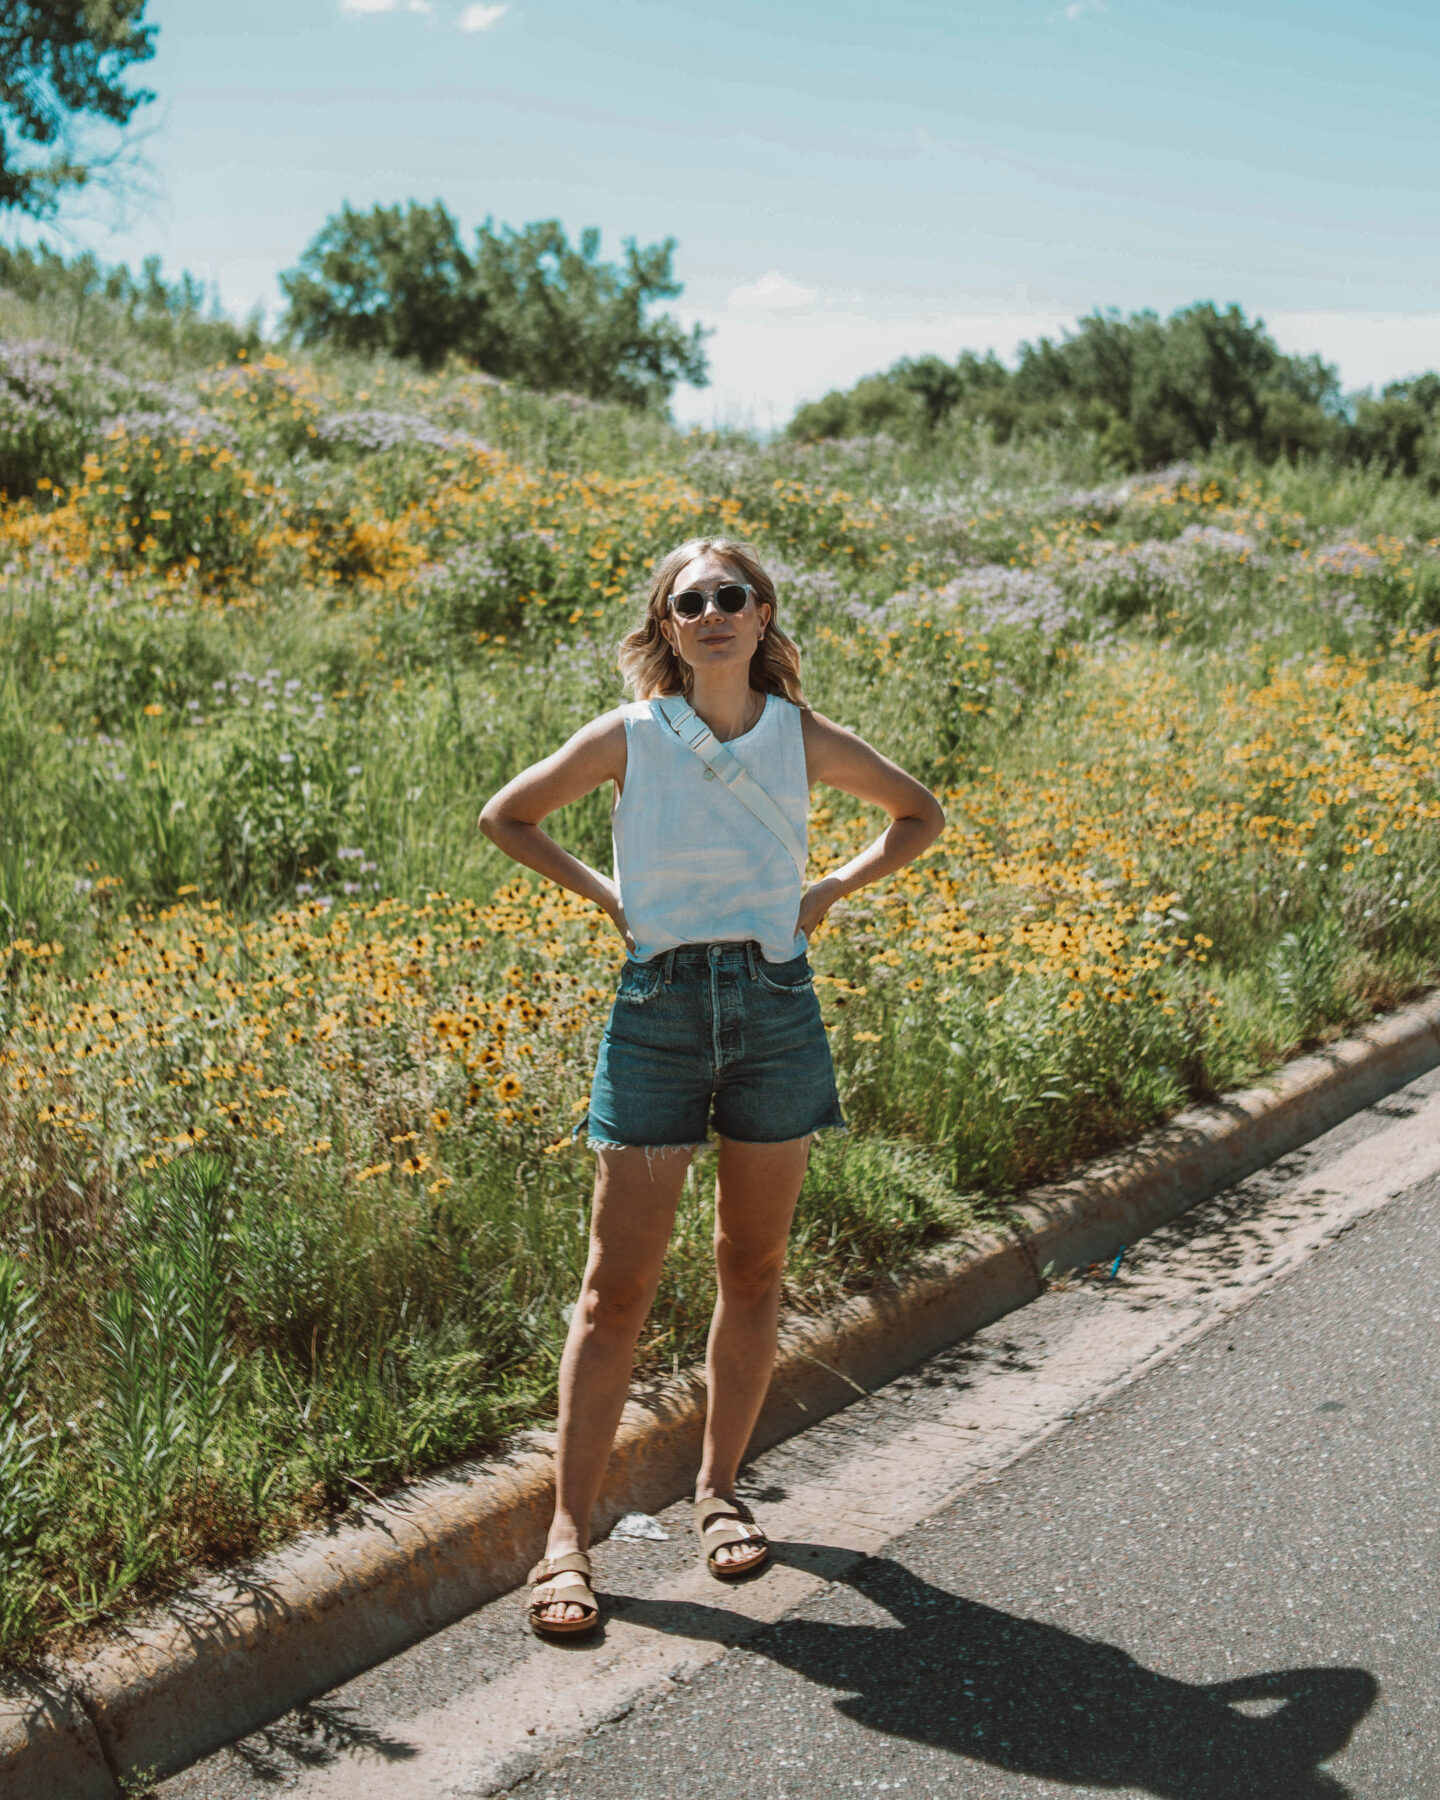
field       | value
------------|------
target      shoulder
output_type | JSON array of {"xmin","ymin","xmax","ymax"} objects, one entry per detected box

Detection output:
[
  {"xmin": 552, "ymin": 706, "xmax": 628, "ymax": 779},
  {"xmin": 575, "ymin": 705, "xmax": 632, "ymax": 746},
  {"xmin": 799, "ymin": 708, "xmax": 910, "ymax": 792},
  {"xmin": 798, "ymin": 707, "xmax": 855, "ymax": 768}
]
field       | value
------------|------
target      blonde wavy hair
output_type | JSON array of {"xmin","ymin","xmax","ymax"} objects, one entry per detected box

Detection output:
[{"xmin": 617, "ymin": 538, "xmax": 806, "ymax": 706}]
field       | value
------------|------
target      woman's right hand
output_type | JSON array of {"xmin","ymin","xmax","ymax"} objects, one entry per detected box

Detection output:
[{"xmin": 597, "ymin": 879, "xmax": 636, "ymax": 954}]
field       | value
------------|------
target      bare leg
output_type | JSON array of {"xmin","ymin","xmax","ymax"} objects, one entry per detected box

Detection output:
[
  {"xmin": 697, "ymin": 1134, "xmax": 811, "ymax": 1570},
  {"xmin": 539, "ymin": 1145, "xmax": 691, "ymax": 1622}
]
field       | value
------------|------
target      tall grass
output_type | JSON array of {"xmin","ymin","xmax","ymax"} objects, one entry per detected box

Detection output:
[{"xmin": 2, "ymin": 288, "xmax": 1440, "ymax": 1665}]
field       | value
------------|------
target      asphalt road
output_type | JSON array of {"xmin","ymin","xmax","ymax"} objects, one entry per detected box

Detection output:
[{"xmin": 540, "ymin": 1170, "xmax": 1440, "ymax": 1800}]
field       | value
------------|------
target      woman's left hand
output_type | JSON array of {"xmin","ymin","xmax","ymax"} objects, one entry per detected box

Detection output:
[{"xmin": 797, "ymin": 876, "xmax": 845, "ymax": 941}]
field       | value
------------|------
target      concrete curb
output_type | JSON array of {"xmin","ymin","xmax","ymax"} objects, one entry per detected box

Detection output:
[{"xmin": 6, "ymin": 990, "xmax": 1440, "ymax": 1797}]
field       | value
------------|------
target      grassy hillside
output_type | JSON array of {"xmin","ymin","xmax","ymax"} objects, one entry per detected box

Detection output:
[{"xmin": 2, "ymin": 283, "xmax": 1439, "ymax": 1662}]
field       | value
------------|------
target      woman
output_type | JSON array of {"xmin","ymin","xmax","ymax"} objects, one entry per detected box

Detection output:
[{"xmin": 479, "ymin": 536, "xmax": 944, "ymax": 1637}]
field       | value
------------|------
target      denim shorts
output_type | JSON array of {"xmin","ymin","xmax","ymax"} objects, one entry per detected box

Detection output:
[{"xmin": 581, "ymin": 941, "xmax": 847, "ymax": 1152}]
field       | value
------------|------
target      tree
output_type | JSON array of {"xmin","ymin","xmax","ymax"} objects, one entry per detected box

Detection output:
[
  {"xmin": 0, "ymin": 1, "xmax": 155, "ymax": 218},
  {"xmin": 1350, "ymin": 374, "xmax": 1440, "ymax": 489},
  {"xmin": 1114, "ymin": 303, "xmax": 1340, "ymax": 466},
  {"xmin": 789, "ymin": 349, "xmax": 1010, "ymax": 442},
  {"xmin": 892, "ymin": 355, "xmax": 967, "ymax": 431},
  {"xmin": 469, "ymin": 220, "xmax": 708, "ymax": 410},
  {"xmin": 280, "ymin": 201, "xmax": 476, "ymax": 369},
  {"xmin": 789, "ymin": 301, "xmax": 1345, "ymax": 470},
  {"xmin": 280, "ymin": 200, "xmax": 709, "ymax": 410}
]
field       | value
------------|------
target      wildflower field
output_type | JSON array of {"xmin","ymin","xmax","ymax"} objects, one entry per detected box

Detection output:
[{"xmin": 2, "ymin": 288, "xmax": 1440, "ymax": 1664}]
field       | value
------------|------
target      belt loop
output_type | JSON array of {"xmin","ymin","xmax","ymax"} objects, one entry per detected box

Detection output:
[
  {"xmin": 745, "ymin": 940, "xmax": 758, "ymax": 981},
  {"xmin": 662, "ymin": 947, "xmax": 676, "ymax": 985}
]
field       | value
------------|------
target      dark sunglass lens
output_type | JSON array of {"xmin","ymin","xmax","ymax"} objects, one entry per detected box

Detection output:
[
  {"xmin": 671, "ymin": 590, "xmax": 705, "ymax": 618},
  {"xmin": 716, "ymin": 584, "xmax": 749, "ymax": 612}
]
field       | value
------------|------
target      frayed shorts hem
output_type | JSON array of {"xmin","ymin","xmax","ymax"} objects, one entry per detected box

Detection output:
[
  {"xmin": 584, "ymin": 1133, "xmax": 705, "ymax": 1157},
  {"xmin": 573, "ymin": 1112, "xmax": 706, "ymax": 1158}
]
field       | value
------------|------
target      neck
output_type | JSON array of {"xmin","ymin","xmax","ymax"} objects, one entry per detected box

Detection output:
[{"xmin": 687, "ymin": 667, "xmax": 762, "ymax": 741}]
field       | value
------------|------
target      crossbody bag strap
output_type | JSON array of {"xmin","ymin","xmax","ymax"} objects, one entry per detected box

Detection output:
[{"xmin": 655, "ymin": 694, "xmax": 807, "ymax": 880}]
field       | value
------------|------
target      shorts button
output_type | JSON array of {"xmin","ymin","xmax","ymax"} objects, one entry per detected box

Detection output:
[{"xmin": 703, "ymin": 768, "xmax": 716, "ymax": 781}]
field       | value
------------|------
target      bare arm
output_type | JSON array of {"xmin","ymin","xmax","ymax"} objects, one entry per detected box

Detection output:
[
  {"xmin": 478, "ymin": 711, "xmax": 631, "ymax": 942},
  {"xmin": 798, "ymin": 711, "xmax": 945, "ymax": 937}
]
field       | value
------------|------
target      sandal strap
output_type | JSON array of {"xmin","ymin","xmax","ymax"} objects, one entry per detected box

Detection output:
[
  {"xmin": 694, "ymin": 1496, "xmax": 756, "ymax": 1532},
  {"xmin": 530, "ymin": 1577, "xmax": 597, "ymax": 1612},
  {"xmin": 702, "ymin": 1518, "xmax": 766, "ymax": 1550},
  {"xmin": 527, "ymin": 1549, "xmax": 592, "ymax": 1583},
  {"xmin": 695, "ymin": 1497, "xmax": 768, "ymax": 1556}
]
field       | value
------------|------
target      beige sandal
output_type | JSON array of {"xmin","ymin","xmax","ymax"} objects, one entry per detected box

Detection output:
[
  {"xmin": 526, "ymin": 1550, "xmax": 599, "ymax": 1638},
  {"xmin": 694, "ymin": 1496, "xmax": 771, "ymax": 1581}
]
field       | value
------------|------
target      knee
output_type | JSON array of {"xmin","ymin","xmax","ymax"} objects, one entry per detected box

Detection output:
[
  {"xmin": 575, "ymin": 1272, "xmax": 652, "ymax": 1339},
  {"xmin": 715, "ymin": 1240, "xmax": 785, "ymax": 1307}
]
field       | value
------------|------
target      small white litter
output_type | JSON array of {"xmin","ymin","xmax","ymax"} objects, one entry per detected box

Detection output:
[{"xmin": 610, "ymin": 1511, "xmax": 669, "ymax": 1540}]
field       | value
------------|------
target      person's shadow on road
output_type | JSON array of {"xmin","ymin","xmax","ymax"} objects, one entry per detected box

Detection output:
[{"xmin": 618, "ymin": 1549, "xmax": 1377, "ymax": 1799}]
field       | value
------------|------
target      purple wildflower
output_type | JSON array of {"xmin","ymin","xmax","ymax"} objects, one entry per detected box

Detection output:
[{"xmin": 314, "ymin": 410, "xmax": 491, "ymax": 457}]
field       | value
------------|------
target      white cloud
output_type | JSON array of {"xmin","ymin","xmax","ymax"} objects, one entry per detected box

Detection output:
[
  {"xmin": 339, "ymin": 0, "xmax": 400, "ymax": 13},
  {"xmin": 670, "ymin": 304, "xmax": 1073, "ymax": 432},
  {"xmin": 727, "ymin": 271, "xmax": 819, "ymax": 313},
  {"xmin": 1269, "ymin": 310, "xmax": 1440, "ymax": 393},
  {"xmin": 457, "ymin": 2, "xmax": 508, "ymax": 29},
  {"xmin": 1063, "ymin": 0, "xmax": 1106, "ymax": 17}
]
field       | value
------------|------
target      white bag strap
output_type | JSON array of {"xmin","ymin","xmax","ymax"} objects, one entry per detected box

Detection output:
[{"xmin": 655, "ymin": 695, "xmax": 807, "ymax": 879}]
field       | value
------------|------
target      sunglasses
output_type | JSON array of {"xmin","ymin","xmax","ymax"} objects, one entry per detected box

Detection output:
[{"xmin": 667, "ymin": 581, "xmax": 755, "ymax": 620}]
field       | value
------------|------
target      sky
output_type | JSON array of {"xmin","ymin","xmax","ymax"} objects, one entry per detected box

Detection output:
[{"xmin": 15, "ymin": 0, "xmax": 1440, "ymax": 428}]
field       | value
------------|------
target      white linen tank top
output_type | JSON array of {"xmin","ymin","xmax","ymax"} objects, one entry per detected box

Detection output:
[{"xmin": 612, "ymin": 695, "xmax": 809, "ymax": 964}]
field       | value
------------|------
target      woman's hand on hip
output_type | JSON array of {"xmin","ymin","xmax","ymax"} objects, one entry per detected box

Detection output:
[
  {"xmin": 596, "ymin": 878, "xmax": 637, "ymax": 954},
  {"xmin": 797, "ymin": 876, "xmax": 845, "ymax": 941}
]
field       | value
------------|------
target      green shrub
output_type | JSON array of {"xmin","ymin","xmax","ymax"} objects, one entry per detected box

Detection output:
[
  {"xmin": 790, "ymin": 302, "xmax": 1350, "ymax": 473},
  {"xmin": 210, "ymin": 713, "xmax": 366, "ymax": 904},
  {"xmin": 74, "ymin": 415, "xmax": 270, "ymax": 586},
  {"xmin": 0, "ymin": 337, "xmax": 130, "ymax": 498},
  {"xmin": 281, "ymin": 201, "xmax": 709, "ymax": 409}
]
